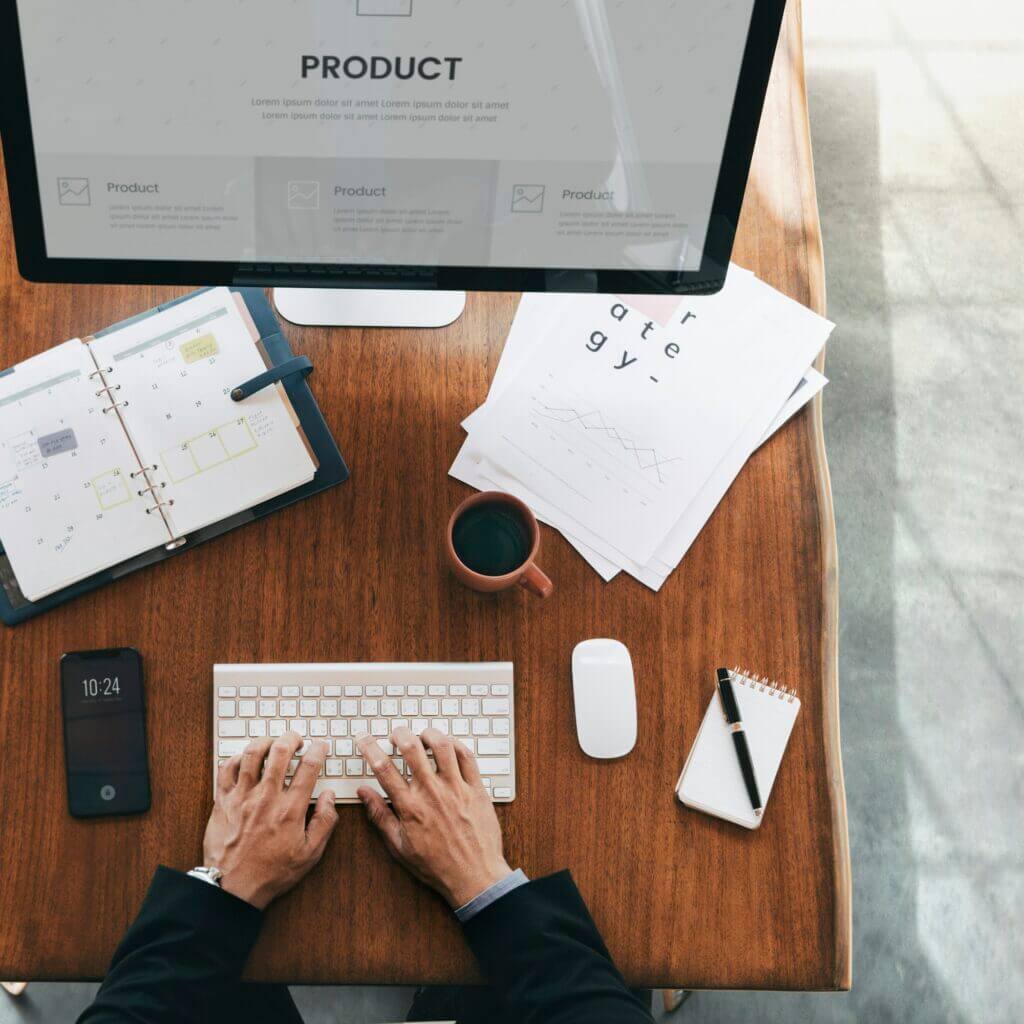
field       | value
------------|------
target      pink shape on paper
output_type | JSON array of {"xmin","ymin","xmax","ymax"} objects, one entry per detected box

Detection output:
[{"xmin": 615, "ymin": 294, "xmax": 684, "ymax": 327}]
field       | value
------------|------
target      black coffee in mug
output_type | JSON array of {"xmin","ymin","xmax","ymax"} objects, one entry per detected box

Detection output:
[{"xmin": 452, "ymin": 501, "xmax": 532, "ymax": 577}]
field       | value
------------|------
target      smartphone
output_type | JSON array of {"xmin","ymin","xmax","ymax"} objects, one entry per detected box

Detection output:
[{"xmin": 60, "ymin": 647, "xmax": 151, "ymax": 818}]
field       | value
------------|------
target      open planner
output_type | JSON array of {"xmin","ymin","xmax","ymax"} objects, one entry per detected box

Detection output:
[
  {"xmin": 676, "ymin": 668, "xmax": 801, "ymax": 829},
  {"xmin": 0, "ymin": 287, "xmax": 347, "ymax": 623}
]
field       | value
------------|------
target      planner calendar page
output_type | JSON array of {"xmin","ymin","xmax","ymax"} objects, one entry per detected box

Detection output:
[
  {"xmin": 0, "ymin": 340, "xmax": 170, "ymax": 601},
  {"xmin": 88, "ymin": 289, "xmax": 316, "ymax": 538}
]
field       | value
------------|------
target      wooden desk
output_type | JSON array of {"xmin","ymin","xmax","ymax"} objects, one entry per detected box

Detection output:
[{"xmin": 0, "ymin": 0, "xmax": 850, "ymax": 991}]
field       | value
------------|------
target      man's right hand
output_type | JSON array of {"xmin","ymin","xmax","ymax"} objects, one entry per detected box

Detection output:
[{"xmin": 356, "ymin": 727, "xmax": 513, "ymax": 910}]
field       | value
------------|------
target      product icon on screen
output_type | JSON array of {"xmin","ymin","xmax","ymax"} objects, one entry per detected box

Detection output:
[
  {"xmin": 511, "ymin": 184, "xmax": 545, "ymax": 214},
  {"xmin": 58, "ymin": 177, "xmax": 91, "ymax": 206},
  {"xmin": 287, "ymin": 180, "xmax": 320, "ymax": 210}
]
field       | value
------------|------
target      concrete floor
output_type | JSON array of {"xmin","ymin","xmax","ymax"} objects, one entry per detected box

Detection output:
[{"xmin": 4, "ymin": 0, "xmax": 1022, "ymax": 1021}]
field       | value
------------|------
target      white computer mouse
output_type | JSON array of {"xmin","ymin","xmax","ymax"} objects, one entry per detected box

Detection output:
[{"xmin": 571, "ymin": 638, "xmax": 637, "ymax": 759}]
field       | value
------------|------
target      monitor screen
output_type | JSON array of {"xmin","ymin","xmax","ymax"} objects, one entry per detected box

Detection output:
[{"xmin": 13, "ymin": 0, "xmax": 759, "ymax": 278}]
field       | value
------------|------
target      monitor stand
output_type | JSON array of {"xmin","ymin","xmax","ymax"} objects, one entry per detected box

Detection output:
[{"xmin": 273, "ymin": 288, "xmax": 466, "ymax": 329}]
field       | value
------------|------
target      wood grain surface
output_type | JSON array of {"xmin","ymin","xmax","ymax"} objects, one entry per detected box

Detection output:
[{"xmin": 0, "ymin": 0, "xmax": 851, "ymax": 990}]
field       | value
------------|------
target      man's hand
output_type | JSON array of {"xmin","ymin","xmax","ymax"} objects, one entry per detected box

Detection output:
[
  {"xmin": 356, "ymin": 727, "xmax": 513, "ymax": 909},
  {"xmin": 202, "ymin": 733, "xmax": 338, "ymax": 909}
]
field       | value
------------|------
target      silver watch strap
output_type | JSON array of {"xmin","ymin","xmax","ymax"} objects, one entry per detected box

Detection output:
[{"xmin": 187, "ymin": 866, "xmax": 223, "ymax": 887}]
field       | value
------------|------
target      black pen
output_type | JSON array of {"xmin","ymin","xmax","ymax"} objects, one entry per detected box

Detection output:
[{"xmin": 716, "ymin": 667, "xmax": 763, "ymax": 817}]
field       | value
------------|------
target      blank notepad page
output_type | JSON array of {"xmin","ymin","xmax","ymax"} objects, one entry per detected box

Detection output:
[{"xmin": 676, "ymin": 673, "xmax": 801, "ymax": 829}]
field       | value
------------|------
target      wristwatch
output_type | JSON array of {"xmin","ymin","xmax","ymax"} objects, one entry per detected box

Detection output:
[{"xmin": 187, "ymin": 866, "xmax": 223, "ymax": 888}]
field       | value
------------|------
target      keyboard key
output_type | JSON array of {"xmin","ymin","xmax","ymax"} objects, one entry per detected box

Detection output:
[
  {"xmin": 458, "ymin": 737, "xmax": 475, "ymax": 753},
  {"xmin": 299, "ymin": 700, "xmax": 318, "ymax": 716},
  {"xmin": 492, "ymin": 719, "xmax": 510, "ymax": 735},
  {"xmin": 269, "ymin": 720, "xmax": 286, "ymax": 737},
  {"xmin": 387, "ymin": 685, "xmax": 404, "ymax": 696},
  {"xmin": 218, "ymin": 686, "xmax": 237, "ymax": 698},
  {"xmin": 461, "ymin": 698, "xmax": 480, "ymax": 716},
  {"xmin": 259, "ymin": 700, "xmax": 276, "ymax": 717},
  {"xmin": 239, "ymin": 686, "xmax": 258, "ymax": 698},
  {"xmin": 472, "ymin": 719, "xmax": 489, "ymax": 735},
  {"xmin": 310, "ymin": 720, "xmax": 328, "ymax": 737},
  {"xmin": 491, "ymin": 684, "xmax": 510, "ymax": 696},
  {"xmin": 218, "ymin": 721, "xmax": 246, "ymax": 737},
  {"xmin": 351, "ymin": 719, "xmax": 369, "ymax": 735},
  {"xmin": 401, "ymin": 698, "xmax": 418, "ymax": 716},
  {"xmin": 478, "ymin": 738, "xmax": 510, "ymax": 755},
  {"xmin": 218, "ymin": 739, "xmax": 249, "ymax": 757},
  {"xmin": 450, "ymin": 685, "xmax": 468, "ymax": 696},
  {"xmin": 378, "ymin": 739, "xmax": 395, "ymax": 755},
  {"xmin": 249, "ymin": 720, "xmax": 267, "ymax": 737},
  {"xmin": 483, "ymin": 699, "xmax": 509, "ymax": 715},
  {"xmin": 282, "ymin": 686, "xmax": 300, "ymax": 697},
  {"xmin": 494, "ymin": 787, "xmax": 513, "ymax": 799},
  {"xmin": 429, "ymin": 685, "xmax": 446, "ymax": 696},
  {"xmin": 335, "ymin": 738, "xmax": 354, "ymax": 756},
  {"xmin": 345, "ymin": 685, "xmax": 362, "ymax": 696},
  {"xmin": 452, "ymin": 718, "xmax": 469, "ymax": 735},
  {"xmin": 303, "ymin": 685, "xmax": 321, "ymax": 696},
  {"xmin": 218, "ymin": 700, "xmax": 236, "ymax": 717},
  {"xmin": 477, "ymin": 758, "xmax": 511, "ymax": 775},
  {"xmin": 371, "ymin": 719, "xmax": 388, "ymax": 736},
  {"xmin": 411, "ymin": 718, "xmax": 428, "ymax": 734},
  {"xmin": 320, "ymin": 699, "xmax": 338, "ymax": 717},
  {"xmin": 324, "ymin": 685, "xmax": 342, "ymax": 697},
  {"xmin": 346, "ymin": 759, "xmax": 364, "ymax": 776},
  {"xmin": 260, "ymin": 685, "xmax": 279, "ymax": 697},
  {"xmin": 422, "ymin": 699, "xmax": 439, "ymax": 716},
  {"xmin": 441, "ymin": 699, "xmax": 459, "ymax": 716},
  {"xmin": 470, "ymin": 685, "xmax": 488, "ymax": 696},
  {"xmin": 330, "ymin": 720, "xmax": 349, "ymax": 736},
  {"xmin": 340, "ymin": 699, "xmax": 358, "ymax": 716},
  {"xmin": 391, "ymin": 718, "xmax": 409, "ymax": 731},
  {"xmin": 280, "ymin": 700, "xmax": 298, "ymax": 717},
  {"xmin": 313, "ymin": 778, "xmax": 384, "ymax": 800},
  {"xmin": 238, "ymin": 700, "xmax": 256, "ymax": 717},
  {"xmin": 408, "ymin": 685, "xmax": 426, "ymax": 696},
  {"xmin": 380, "ymin": 699, "xmax": 398, "ymax": 716},
  {"xmin": 289, "ymin": 720, "xmax": 308, "ymax": 736},
  {"xmin": 325, "ymin": 759, "xmax": 344, "ymax": 777},
  {"xmin": 365, "ymin": 685, "xmax": 384, "ymax": 697},
  {"xmin": 361, "ymin": 698, "xmax": 379, "ymax": 716},
  {"xmin": 430, "ymin": 719, "xmax": 450, "ymax": 734}
]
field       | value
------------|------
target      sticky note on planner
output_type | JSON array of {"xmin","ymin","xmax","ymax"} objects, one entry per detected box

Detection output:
[
  {"xmin": 180, "ymin": 334, "xmax": 219, "ymax": 364},
  {"xmin": 37, "ymin": 427, "xmax": 78, "ymax": 457}
]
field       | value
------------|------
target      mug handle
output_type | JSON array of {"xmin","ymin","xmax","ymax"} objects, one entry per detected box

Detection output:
[{"xmin": 519, "ymin": 563, "xmax": 554, "ymax": 599}]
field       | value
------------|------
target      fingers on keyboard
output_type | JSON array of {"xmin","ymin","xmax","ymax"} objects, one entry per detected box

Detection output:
[{"xmin": 216, "ymin": 677, "xmax": 515, "ymax": 802}]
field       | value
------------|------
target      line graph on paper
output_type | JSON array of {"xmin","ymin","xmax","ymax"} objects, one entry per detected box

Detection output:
[
  {"xmin": 522, "ymin": 379, "xmax": 685, "ymax": 506},
  {"xmin": 534, "ymin": 402, "xmax": 683, "ymax": 483}
]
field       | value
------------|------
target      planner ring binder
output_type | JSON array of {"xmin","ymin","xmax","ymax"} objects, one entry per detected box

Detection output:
[{"xmin": 0, "ymin": 286, "xmax": 349, "ymax": 625}]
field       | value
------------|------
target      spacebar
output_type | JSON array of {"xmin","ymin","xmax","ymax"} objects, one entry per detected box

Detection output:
[
  {"xmin": 308, "ymin": 778, "xmax": 502, "ymax": 803},
  {"xmin": 310, "ymin": 778, "xmax": 386, "ymax": 802}
]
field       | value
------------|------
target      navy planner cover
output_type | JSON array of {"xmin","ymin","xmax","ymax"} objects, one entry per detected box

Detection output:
[{"xmin": 0, "ymin": 287, "xmax": 348, "ymax": 625}]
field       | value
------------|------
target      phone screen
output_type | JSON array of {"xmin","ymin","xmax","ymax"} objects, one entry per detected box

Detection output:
[{"xmin": 61, "ymin": 648, "xmax": 150, "ymax": 817}]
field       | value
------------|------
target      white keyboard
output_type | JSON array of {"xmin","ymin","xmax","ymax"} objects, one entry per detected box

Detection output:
[{"xmin": 213, "ymin": 662, "xmax": 515, "ymax": 802}]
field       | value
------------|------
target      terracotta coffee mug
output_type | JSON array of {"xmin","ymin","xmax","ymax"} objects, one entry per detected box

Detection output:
[{"xmin": 446, "ymin": 491, "xmax": 554, "ymax": 598}]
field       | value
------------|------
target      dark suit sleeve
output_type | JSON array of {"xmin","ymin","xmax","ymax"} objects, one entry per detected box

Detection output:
[
  {"xmin": 460, "ymin": 870, "xmax": 653, "ymax": 1024},
  {"xmin": 77, "ymin": 866, "xmax": 264, "ymax": 1024}
]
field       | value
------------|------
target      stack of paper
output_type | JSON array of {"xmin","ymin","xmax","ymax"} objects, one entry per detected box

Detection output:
[{"xmin": 450, "ymin": 265, "xmax": 834, "ymax": 589}]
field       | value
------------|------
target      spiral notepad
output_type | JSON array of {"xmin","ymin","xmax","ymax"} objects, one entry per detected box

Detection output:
[{"xmin": 675, "ymin": 667, "xmax": 800, "ymax": 829}]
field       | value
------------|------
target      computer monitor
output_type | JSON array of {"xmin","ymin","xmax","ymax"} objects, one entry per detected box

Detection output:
[{"xmin": 1, "ymin": 1, "xmax": 784, "ymax": 325}]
